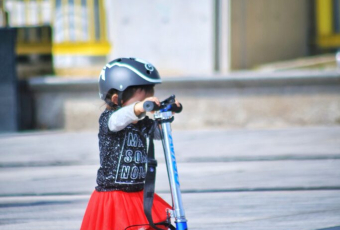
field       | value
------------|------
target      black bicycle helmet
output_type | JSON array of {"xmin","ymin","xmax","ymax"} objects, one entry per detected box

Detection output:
[{"xmin": 98, "ymin": 57, "xmax": 162, "ymax": 106}]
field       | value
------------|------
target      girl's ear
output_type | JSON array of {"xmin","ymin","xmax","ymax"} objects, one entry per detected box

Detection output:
[{"xmin": 111, "ymin": 94, "xmax": 119, "ymax": 105}]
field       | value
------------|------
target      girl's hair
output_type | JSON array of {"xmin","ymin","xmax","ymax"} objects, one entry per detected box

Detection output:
[{"xmin": 105, "ymin": 85, "xmax": 155, "ymax": 110}]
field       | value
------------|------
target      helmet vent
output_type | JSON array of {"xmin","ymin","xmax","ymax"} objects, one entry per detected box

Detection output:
[
  {"xmin": 117, "ymin": 58, "xmax": 122, "ymax": 62},
  {"xmin": 146, "ymin": 70, "xmax": 151, "ymax": 74},
  {"xmin": 129, "ymin": 57, "xmax": 135, "ymax": 60}
]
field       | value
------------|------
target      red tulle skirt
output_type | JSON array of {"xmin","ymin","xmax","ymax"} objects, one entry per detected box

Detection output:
[{"xmin": 80, "ymin": 190, "xmax": 172, "ymax": 230}]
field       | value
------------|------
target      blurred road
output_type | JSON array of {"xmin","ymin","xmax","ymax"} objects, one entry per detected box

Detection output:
[{"xmin": 0, "ymin": 126, "xmax": 340, "ymax": 230}]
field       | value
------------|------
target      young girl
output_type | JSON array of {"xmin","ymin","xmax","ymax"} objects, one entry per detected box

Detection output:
[{"xmin": 81, "ymin": 57, "xmax": 177, "ymax": 230}]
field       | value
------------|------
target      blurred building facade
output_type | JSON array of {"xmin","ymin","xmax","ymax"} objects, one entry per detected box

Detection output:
[
  {"xmin": 3, "ymin": 0, "xmax": 110, "ymax": 77},
  {"xmin": 2, "ymin": 0, "xmax": 340, "ymax": 77},
  {"xmin": 1, "ymin": 0, "xmax": 339, "ymax": 132}
]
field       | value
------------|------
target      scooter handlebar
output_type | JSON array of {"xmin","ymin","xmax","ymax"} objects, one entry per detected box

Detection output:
[
  {"xmin": 170, "ymin": 103, "xmax": 183, "ymax": 113},
  {"xmin": 143, "ymin": 101, "xmax": 161, "ymax": 112},
  {"xmin": 143, "ymin": 101, "xmax": 183, "ymax": 113}
]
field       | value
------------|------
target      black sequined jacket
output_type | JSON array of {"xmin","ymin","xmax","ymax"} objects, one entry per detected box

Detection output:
[{"xmin": 95, "ymin": 109, "xmax": 158, "ymax": 192}]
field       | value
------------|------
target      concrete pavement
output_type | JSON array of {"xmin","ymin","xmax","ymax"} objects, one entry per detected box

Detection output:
[{"xmin": 0, "ymin": 126, "xmax": 340, "ymax": 229}]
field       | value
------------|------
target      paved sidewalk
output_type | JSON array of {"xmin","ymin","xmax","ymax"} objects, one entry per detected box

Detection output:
[{"xmin": 0, "ymin": 126, "xmax": 340, "ymax": 229}]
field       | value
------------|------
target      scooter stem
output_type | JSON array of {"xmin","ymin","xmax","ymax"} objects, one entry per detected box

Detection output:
[{"xmin": 155, "ymin": 111, "xmax": 188, "ymax": 230}]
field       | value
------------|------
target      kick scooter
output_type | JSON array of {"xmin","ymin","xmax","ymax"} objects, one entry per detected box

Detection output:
[{"xmin": 143, "ymin": 95, "xmax": 188, "ymax": 230}]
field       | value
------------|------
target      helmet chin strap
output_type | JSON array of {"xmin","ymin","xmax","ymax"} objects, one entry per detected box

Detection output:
[{"xmin": 117, "ymin": 91, "xmax": 124, "ymax": 107}]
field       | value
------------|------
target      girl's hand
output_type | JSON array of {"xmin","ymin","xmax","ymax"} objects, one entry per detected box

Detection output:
[
  {"xmin": 134, "ymin": 97, "xmax": 160, "ymax": 116},
  {"xmin": 174, "ymin": 99, "xmax": 180, "ymax": 108},
  {"xmin": 134, "ymin": 97, "xmax": 181, "ymax": 116},
  {"xmin": 172, "ymin": 99, "xmax": 181, "ymax": 114}
]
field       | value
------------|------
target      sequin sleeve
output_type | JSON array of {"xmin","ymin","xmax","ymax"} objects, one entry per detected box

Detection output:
[{"xmin": 99, "ymin": 109, "xmax": 115, "ymax": 134}]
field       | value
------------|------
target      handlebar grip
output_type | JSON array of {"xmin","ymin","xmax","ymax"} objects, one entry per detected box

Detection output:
[
  {"xmin": 170, "ymin": 103, "xmax": 183, "ymax": 113},
  {"xmin": 143, "ymin": 101, "xmax": 183, "ymax": 113},
  {"xmin": 143, "ymin": 101, "xmax": 161, "ymax": 112}
]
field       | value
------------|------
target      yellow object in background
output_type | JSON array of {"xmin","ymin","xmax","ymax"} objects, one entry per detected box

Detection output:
[
  {"xmin": 5, "ymin": 0, "xmax": 111, "ymax": 57},
  {"xmin": 316, "ymin": 0, "xmax": 340, "ymax": 48}
]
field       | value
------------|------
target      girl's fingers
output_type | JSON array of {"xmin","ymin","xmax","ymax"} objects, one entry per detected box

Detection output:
[
  {"xmin": 175, "ymin": 99, "xmax": 180, "ymax": 107},
  {"xmin": 145, "ymin": 97, "xmax": 181, "ymax": 108},
  {"xmin": 151, "ymin": 97, "xmax": 160, "ymax": 106},
  {"xmin": 144, "ymin": 97, "xmax": 160, "ymax": 106}
]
